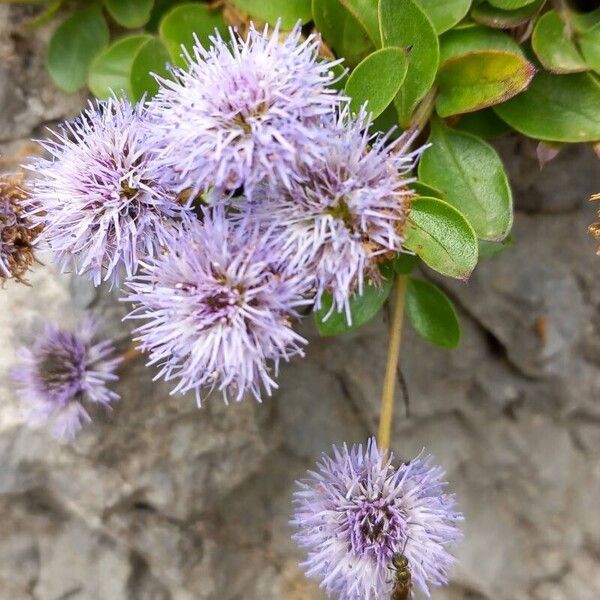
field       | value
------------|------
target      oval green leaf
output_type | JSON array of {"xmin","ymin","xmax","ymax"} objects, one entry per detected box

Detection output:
[
  {"xmin": 89, "ymin": 35, "xmax": 152, "ymax": 100},
  {"xmin": 455, "ymin": 108, "xmax": 511, "ymax": 138},
  {"xmin": 494, "ymin": 71, "xmax": 600, "ymax": 142},
  {"xmin": 314, "ymin": 274, "xmax": 393, "ymax": 335},
  {"xmin": 345, "ymin": 47, "xmax": 408, "ymax": 118},
  {"xmin": 580, "ymin": 23, "xmax": 600, "ymax": 73},
  {"xmin": 313, "ymin": 0, "xmax": 373, "ymax": 67},
  {"xmin": 379, "ymin": 0, "xmax": 439, "ymax": 127},
  {"xmin": 532, "ymin": 10, "xmax": 588, "ymax": 73},
  {"xmin": 339, "ymin": 0, "xmax": 381, "ymax": 47},
  {"xmin": 413, "ymin": 181, "xmax": 444, "ymax": 199},
  {"xmin": 418, "ymin": 119, "xmax": 513, "ymax": 241},
  {"xmin": 159, "ymin": 3, "xmax": 226, "ymax": 67},
  {"xmin": 439, "ymin": 24, "xmax": 524, "ymax": 60},
  {"xmin": 414, "ymin": 0, "xmax": 472, "ymax": 34},
  {"xmin": 487, "ymin": 0, "xmax": 537, "ymax": 8},
  {"xmin": 404, "ymin": 196, "xmax": 478, "ymax": 280},
  {"xmin": 471, "ymin": 0, "xmax": 544, "ymax": 29},
  {"xmin": 406, "ymin": 277, "xmax": 460, "ymax": 348},
  {"xmin": 130, "ymin": 37, "xmax": 172, "ymax": 101},
  {"xmin": 47, "ymin": 7, "xmax": 109, "ymax": 93},
  {"xmin": 436, "ymin": 50, "xmax": 535, "ymax": 116},
  {"xmin": 232, "ymin": 0, "xmax": 312, "ymax": 28},
  {"xmin": 104, "ymin": 0, "xmax": 154, "ymax": 28}
]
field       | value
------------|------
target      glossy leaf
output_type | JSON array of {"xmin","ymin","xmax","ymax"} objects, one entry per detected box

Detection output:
[
  {"xmin": 439, "ymin": 25, "xmax": 524, "ymax": 61},
  {"xmin": 419, "ymin": 119, "xmax": 513, "ymax": 241},
  {"xmin": 436, "ymin": 50, "xmax": 535, "ymax": 116},
  {"xmin": 339, "ymin": 0, "xmax": 380, "ymax": 46},
  {"xmin": 455, "ymin": 108, "xmax": 512, "ymax": 139},
  {"xmin": 379, "ymin": 0, "xmax": 439, "ymax": 126},
  {"xmin": 406, "ymin": 277, "xmax": 460, "ymax": 348},
  {"xmin": 314, "ymin": 275, "xmax": 393, "ymax": 335},
  {"xmin": 130, "ymin": 38, "xmax": 172, "ymax": 101},
  {"xmin": 47, "ymin": 7, "xmax": 109, "ymax": 93},
  {"xmin": 89, "ymin": 35, "xmax": 152, "ymax": 100},
  {"xmin": 532, "ymin": 10, "xmax": 587, "ymax": 73},
  {"xmin": 471, "ymin": 0, "xmax": 544, "ymax": 29},
  {"xmin": 313, "ymin": 0, "xmax": 373, "ymax": 67},
  {"xmin": 104, "ymin": 0, "xmax": 154, "ymax": 28},
  {"xmin": 403, "ymin": 196, "xmax": 478, "ymax": 280},
  {"xmin": 580, "ymin": 23, "xmax": 600, "ymax": 73},
  {"xmin": 413, "ymin": 0, "xmax": 472, "ymax": 34},
  {"xmin": 159, "ymin": 3, "xmax": 226, "ymax": 67},
  {"xmin": 345, "ymin": 47, "xmax": 408, "ymax": 118},
  {"xmin": 487, "ymin": 0, "xmax": 537, "ymax": 8},
  {"xmin": 569, "ymin": 7, "xmax": 600, "ymax": 33},
  {"xmin": 494, "ymin": 71, "xmax": 600, "ymax": 142},
  {"xmin": 231, "ymin": 0, "xmax": 312, "ymax": 28}
]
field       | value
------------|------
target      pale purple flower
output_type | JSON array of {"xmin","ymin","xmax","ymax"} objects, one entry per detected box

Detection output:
[
  {"xmin": 26, "ymin": 97, "xmax": 195, "ymax": 287},
  {"xmin": 292, "ymin": 438, "xmax": 462, "ymax": 600},
  {"xmin": 238, "ymin": 109, "xmax": 423, "ymax": 323},
  {"xmin": 124, "ymin": 207, "xmax": 311, "ymax": 404},
  {"xmin": 146, "ymin": 23, "xmax": 344, "ymax": 196},
  {"xmin": 11, "ymin": 316, "xmax": 121, "ymax": 440}
]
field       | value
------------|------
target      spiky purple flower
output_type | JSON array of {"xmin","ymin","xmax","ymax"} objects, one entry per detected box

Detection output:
[
  {"xmin": 11, "ymin": 316, "xmax": 121, "ymax": 440},
  {"xmin": 238, "ymin": 109, "xmax": 422, "ymax": 323},
  {"xmin": 124, "ymin": 207, "xmax": 312, "ymax": 404},
  {"xmin": 292, "ymin": 438, "xmax": 462, "ymax": 599},
  {"xmin": 146, "ymin": 23, "xmax": 344, "ymax": 196},
  {"xmin": 26, "ymin": 97, "xmax": 194, "ymax": 287}
]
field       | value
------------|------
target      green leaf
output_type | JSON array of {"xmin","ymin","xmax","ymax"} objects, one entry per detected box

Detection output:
[
  {"xmin": 569, "ymin": 8, "xmax": 600, "ymax": 33},
  {"xmin": 232, "ymin": 0, "xmax": 312, "ymax": 28},
  {"xmin": 413, "ymin": 0, "xmax": 472, "ymax": 34},
  {"xmin": 487, "ymin": 0, "xmax": 537, "ymax": 8},
  {"xmin": 471, "ymin": 0, "xmax": 544, "ymax": 29},
  {"xmin": 581, "ymin": 23, "xmax": 600, "ymax": 73},
  {"xmin": 532, "ymin": 10, "xmax": 588, "ymax": 74},
  {"xmin": 494, "ymin": 71, "xmax": 600, "ymax": 142},
  {"xmin": 47, "ymin": 7, "xmax": 109, "ymax": 93},
  {"xmin": 413, "ymin": 181, "xmax": 444, "ymax": 199},
  {"xmin": 404, "ymin": 196, "xmax": 478, "ymax": 280},
  {"xmin": 314, "ymin": 275, "xmax": 393, "ymax": 335},
  {"xmin": 391, "ymin": 253, "xmax": 419, "ymax": 274},
  {"xmin": 379, "ymin": 0, "xmax": 439, "ymax": 127},
  {"xmin": 418, "ymin": 119, "xmax": 513, "ymax": 241},
  {"xmin": 159, "ymin": 3, "xmax": 226, "ymax": 67},
  {"xmin": 313, "ymin": 0, "xmax": 373, "ymax": 67},
  {"xmin": 339, "ymin": 0, "xmax": 380, "ymax": 47},
  {"xmin": 455, "ymin": 108, "xmax": 511, "ymax": 138},
  {"xmin": 436, "ymin": 49, "xmax": 535, "ymax": 116},
  {"xmin": 406, "ymin": 277, "xmax": 460, "ymax": 348},
  {"xmin": 345, "ymin": 47, "xmax": 408, "ymax": 118},
  {"xmin": 439, "ymin": 24, "xmax": 525, "ymax": 61},
  {"xmin": 479, "ymin": 234, "xmax": 512, "ymax": 258},
  {"xmin": 104, "ymin": 0, "xmax": 154, "ymax": 28},
  {"xmin": 89, "ymin": 35, "xmax": 152, "ymax": 100},
  {"xmin": 130, "ymin": 37, "xmax": 171, "ymax": 101}
]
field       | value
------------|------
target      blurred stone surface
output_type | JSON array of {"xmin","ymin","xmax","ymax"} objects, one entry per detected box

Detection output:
[{"xmin": 2, "ymin": 7, "xmax": 600, "ymax": 600}]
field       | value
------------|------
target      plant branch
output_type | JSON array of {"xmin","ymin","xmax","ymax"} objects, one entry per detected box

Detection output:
[{"xmin": 377, "ymin": 275, "xmax": 408, "ymax": 450}]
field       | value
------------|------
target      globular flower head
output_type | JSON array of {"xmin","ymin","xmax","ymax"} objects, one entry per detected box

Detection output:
[
  {"xmin": 26, "ymin": 97, "xmax": 194, "ymax": 287},
  {"xmin": 239, "ymin": 108, "xmax": 423, "ymax": 323},
  {"xmin": 146, "ymin": 23, "xmax": 344, "ymax": 196},
  {"xmin": 124, "ymin": 207, "xmax": 312, "ymax": 404},
  {"xmin": 292, "ymin": 438, "xmax": 462, "ymax": 600},
  {"xmin": 0, "ymin": 173, "xmax": 41, "ymax": 284},
  {"xmin": 11, "ymin": 316, "xmax": 121, "ymax": 440}
]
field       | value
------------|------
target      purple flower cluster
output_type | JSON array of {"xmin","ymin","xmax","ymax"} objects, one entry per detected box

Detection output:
[
  {"xmin": 11, "ymin": 316, "xmax": 121, "ymax": 440},
  {"xmin": 26, "ymin": 23, "xmax": 422, "ymax": 403},
  {"xmin": 292, "ymin": 439, "xmax": 463, "ymax": 599}
]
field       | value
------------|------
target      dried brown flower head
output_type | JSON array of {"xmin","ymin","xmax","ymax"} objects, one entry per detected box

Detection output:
[{"xmin": 0, "ymin": 173, "xmax": 41, "ymax": 283}]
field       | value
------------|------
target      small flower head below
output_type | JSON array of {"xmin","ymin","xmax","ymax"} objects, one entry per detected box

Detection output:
[
  {"xmin": 146, "ymin": 22, "xmax": 344, "ymax": 197},
  {"xmin": 0, "ymin": 173, "xmax": 41, "ymax": 284},
  {"xmin": 11, "ymin": 316, "xmax": 121, "ymax": 440},
  {"xmin": 124, "ymin": 207, "xmax": 312, "ymax": 404},
  {"xmin": 239, "ymin": 108, "xmax": 422, "ymax": 323},
  {"xmin": 292, "ymin": 438, "xmax": 462, "ymax": 600},
  {"xmin": 26, "ymin": 97, "xmax": 194, "ymax": 287}
]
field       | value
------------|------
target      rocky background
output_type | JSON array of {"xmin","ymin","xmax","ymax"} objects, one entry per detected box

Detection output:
[{"xmin": 2, "ymin": 6, "xmax": 600, "ymax": 600}]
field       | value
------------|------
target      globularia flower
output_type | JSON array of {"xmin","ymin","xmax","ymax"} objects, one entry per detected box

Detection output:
[
  {"xmin": 146, "ymin": 23, "xmax": 344, "ymax": 196},
  {"xmin": 11, "ymin": 317, "xmax": 121, "ymax": 440},
  {"xmin": 26, "ymin": 97, "xmax": 194, "ymax": 286},
  {"xmin": 124, "ymin": 207, "xmax": 311, "ymax": 404},
  {"xmin": 292, "ymin": 439, "xmax": 462, "ymax": 600},
  {"xmin": 0, "ymin": 173, "xmax": 41, "ymax": 284},
  {"xmin": 239, "ymin": 109, "xmax": 423, "ymax": 322}
]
